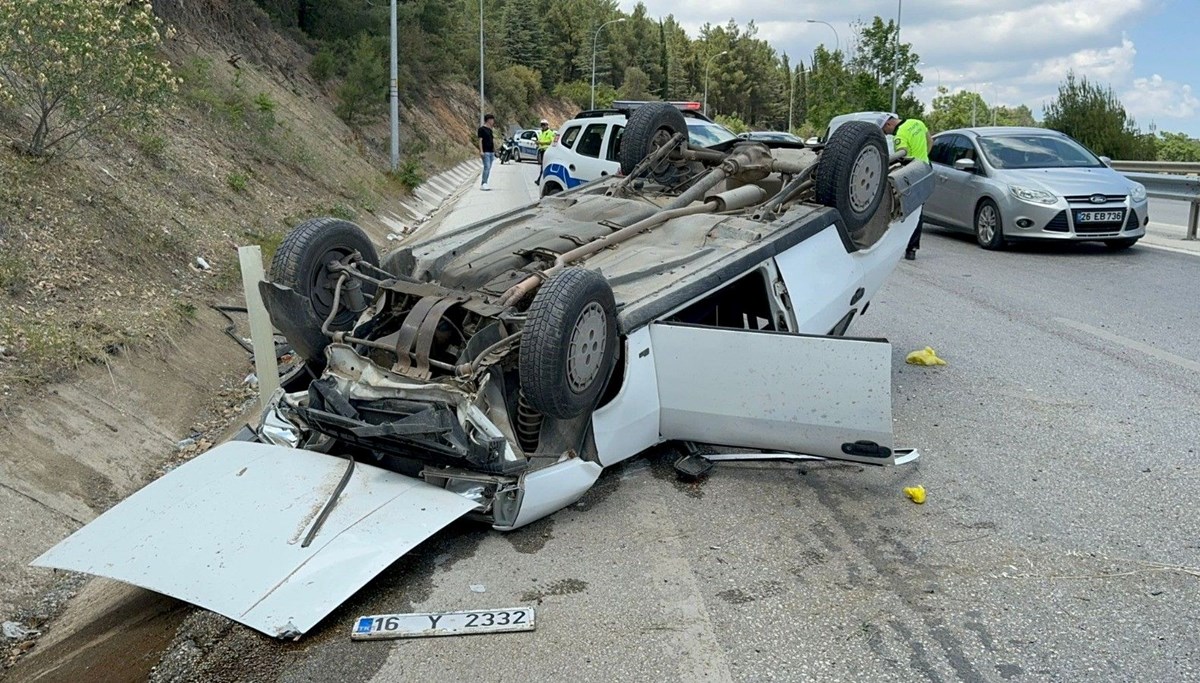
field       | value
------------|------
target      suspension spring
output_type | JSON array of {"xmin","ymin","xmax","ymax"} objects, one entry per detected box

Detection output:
[{"xmin": 515, "ymin": 392, "xmax": 543, "ymax": 454}]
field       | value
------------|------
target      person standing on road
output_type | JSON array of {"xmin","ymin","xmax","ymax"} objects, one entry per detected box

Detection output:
[
  {"xmin": 478, "ymin": 113, "xmax": 496, "ymax": 191},
  {"xmin": 534, "ymin": 118, "xmax": 554, "ymax": 185},
  {"xmin": 882, "ymin": 114, "xmax": 933, "ymax": 260}
]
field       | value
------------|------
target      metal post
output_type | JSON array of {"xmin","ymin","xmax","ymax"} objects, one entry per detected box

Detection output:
[
  {"xmin": 479, "ymin": 0, "xmax": 484, "ymax": 124},
  {"xmin": 890, "ymin": 0, "xmax": 901, "ymax": 113},
  {"xmin": 389, "ymin": 0, "xmax": 399, "ymax": 171},
  {"xmin": 787, "ymin": 60, "xmax": 793, "ymax": 132},
  {"xmin": 591, "ymin": 18, "xmax": 626, "ymax": 110},
  {"xmin": 1188, "ymin": 200, "xmax": 1199, "ymax": 240},
  {"xmin": 237, "ymin": 246, "xmax": 280, "ymax": 411},
  {"xmin": 704, "ymin": 50, "xmax": 728, "ymax": 117},
  {"xmin": 805, "ymin": 20, "xmax": 840, "ymax": 54}
]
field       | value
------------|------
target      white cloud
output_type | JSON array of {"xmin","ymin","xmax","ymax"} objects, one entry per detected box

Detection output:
[
  {"xmin": 617, "ymin": 0, "xmax": 1198, "ymax": 134},
  {"xmin": 1123, "ymin": 75, "xmax": 1199, "ymax": 124}
]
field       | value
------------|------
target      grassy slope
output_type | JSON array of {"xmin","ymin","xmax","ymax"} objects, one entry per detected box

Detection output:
[{"xmin": 0, "ymin": 0, "xmax": 571, "ymax": 405}]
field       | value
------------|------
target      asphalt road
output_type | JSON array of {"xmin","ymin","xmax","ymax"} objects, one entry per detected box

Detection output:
[
  {"xmin": 258, "ymin": 168, "xmax": 1200, "ymax": 682},
  {"xmin": 88, "ymin": 164, "xmax": 1200, "ymax": 682}
]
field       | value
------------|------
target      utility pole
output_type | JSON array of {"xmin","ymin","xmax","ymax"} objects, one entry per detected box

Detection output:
[
  {"xmin": 890, "ymin": 0, "xmax": 902, "ymax": 113},
  {"xmin": 389, "ymin": 0, "xmax": 398, "ymax": 171},
  {"xmin": 591, "ymin": 18, "xmax": 626, "ymax": 110},
  {"xmin": 479, "ymin": 0, "xmax": 485, "ymax": 124}
]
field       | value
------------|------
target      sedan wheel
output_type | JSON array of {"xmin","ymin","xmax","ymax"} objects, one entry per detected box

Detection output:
[{"xmin": 975, "ymin": 200, "xmax": 1005, "ymax": 250}]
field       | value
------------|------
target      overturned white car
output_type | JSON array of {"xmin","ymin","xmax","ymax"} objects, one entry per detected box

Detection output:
[{"xmin": 35, "ymin": 104, "xmax": 933, "ymax": 639}]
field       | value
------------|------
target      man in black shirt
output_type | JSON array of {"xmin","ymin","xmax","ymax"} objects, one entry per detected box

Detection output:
[{"xmin": 478, "ymin": 113, "xmax": 495, "ymax": 190}]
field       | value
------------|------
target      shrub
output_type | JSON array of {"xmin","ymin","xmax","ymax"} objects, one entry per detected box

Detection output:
[
  {"xmin": 309, "ymin": 48, "xmax": 337, "ymax": 83},
  {"xmin": 0, "ymin": 0, "xmax": 179, "ymax": 156},
  {"xmin": 227, "ymin": 172, "xmax": 249, "ymax": 192},
  {"xmin": 253, "ymin": 92, "xmax": 277, "ymax": 113},
  {"xmin": 389, "ymin": 158, "xmax": 424, "ymax": 191},
  {"xmin": 714, "ymin": 114, "xmax": 748, "ymax": 134}
]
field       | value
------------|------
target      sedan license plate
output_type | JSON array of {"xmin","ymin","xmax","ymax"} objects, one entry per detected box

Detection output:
[
  {"xmin": 1074, "ymin": 210, "xmax": 1124, "ymax": 223},
  {"xmin": 351, "ymin": 607, "xmax": 536, "ymax": 640}
]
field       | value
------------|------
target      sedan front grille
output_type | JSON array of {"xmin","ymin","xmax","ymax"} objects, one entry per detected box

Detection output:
[
  {"xmin": 1074, "ymin": 221, "xmax": 1125, "ymax": 234},
  {"xmin": 1044, "ymin": 211, "xmax": 1069, "ymax": 232},
  {"xmin": 1064, "ymin": 194, "xmax": 1127, "ymax": 204}
]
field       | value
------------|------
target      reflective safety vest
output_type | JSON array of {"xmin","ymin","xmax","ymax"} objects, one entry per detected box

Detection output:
[
  {"xmin": 894, "ymin": 119, "xmax": 930, "ymax": 163},
  {"xmin": 537, "ymin": 128, "xmax": 555, "ymax": 150}
]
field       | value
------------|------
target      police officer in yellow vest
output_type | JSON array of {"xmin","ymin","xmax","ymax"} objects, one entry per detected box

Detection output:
[
  {"xmin": 534, "ymin": 118, "xmax": 555, "ymax": 185},
  {"xmin": 882, "ymin": 114, "xmax": 933, "ymax": 260}
]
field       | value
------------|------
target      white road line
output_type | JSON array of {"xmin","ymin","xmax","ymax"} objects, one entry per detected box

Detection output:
[
  {"xmin": 1137, "ymin": 240, "xmax": 1200, "ymax": 257},
  {"xmin": 1054, "ymin": 317, "xmax": 1200, "ymax": 373}
]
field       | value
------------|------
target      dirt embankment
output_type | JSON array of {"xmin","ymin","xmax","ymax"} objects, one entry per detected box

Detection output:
[{"xmin": 0, "ymin": 0, "xmax": 572, "ymax": 677}]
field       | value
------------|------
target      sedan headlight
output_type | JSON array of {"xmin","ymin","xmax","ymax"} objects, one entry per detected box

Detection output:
[
  {"xmin": 1009, "ymin": 185, "xmax": 1058, "ymax": 205},
  {"xmin": 1130, "ymin": 183, "xmax": 1147, "ymax": 201}
]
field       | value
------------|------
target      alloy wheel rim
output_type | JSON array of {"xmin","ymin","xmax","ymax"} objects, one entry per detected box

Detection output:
[{"xmin": 978, "ymin": 206, "xmax": 997, "ymax": 243}]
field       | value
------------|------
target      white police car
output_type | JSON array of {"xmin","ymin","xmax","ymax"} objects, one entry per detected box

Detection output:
[{"xmin": 538, "ymin": 101, "xmax": 738, "ymax": 197}]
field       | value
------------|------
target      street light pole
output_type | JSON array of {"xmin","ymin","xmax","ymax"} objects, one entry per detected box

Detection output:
[
  {"xmin": 703, "ymin": 50, "xmax": 728, "ymax": 117},
  {"xmin": 992, "ymin": 84, "xmax": 999, "ymax": 126},
  {"xmin": 389, "ymin": 0, "xmax": 398, "ymax": 171},
  {"xmin": 591, "ymin": 18, "xmax": 626, "ymax": 110},
  {"xmin": 919, "ymin": 62, "xmax": 940, "ymax": 93},
  {"xmin": 787, "ymin": 58, "xmax": 793, "ymax": 132},
  {"xmin": 890, "ymin": 0, "xmax": 902, "ymax": 113},
  {"xmin": 478, "ymin": 0, "xmax": 484, "ymax": 124},
  {"xmin": 805, "ymin": 19, "xmax": 840, "ymax": 54}
]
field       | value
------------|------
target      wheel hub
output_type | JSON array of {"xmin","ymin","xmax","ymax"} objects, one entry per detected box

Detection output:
[
  {"xmin": 566, "ymin": 302, "xmax": 607, "ymax": 393},
  {"xmin": 978, "ymin": 206, "xmax": 996, "ymax": 243},
  {"xmin": 849, "ymin": 146, "xmax": 884, "ymax": 213}
]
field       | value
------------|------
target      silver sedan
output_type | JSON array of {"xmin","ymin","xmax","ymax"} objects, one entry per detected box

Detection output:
[{"xmin": 923, "ymin": 127, "xmax": 1149, "ymax": 250}]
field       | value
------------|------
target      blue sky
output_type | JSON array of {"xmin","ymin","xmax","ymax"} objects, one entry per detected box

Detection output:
[{"xmin": 618, "ymin": 0, "xmax": 1200, "ymax": 136}]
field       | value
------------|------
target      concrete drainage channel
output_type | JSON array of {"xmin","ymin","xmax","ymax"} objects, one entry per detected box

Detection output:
[{"xmin": 378, "ymin": 159, "xmax": 482, "ymax": 240}]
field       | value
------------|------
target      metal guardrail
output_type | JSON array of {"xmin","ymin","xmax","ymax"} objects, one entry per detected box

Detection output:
[{"xmin": 1111, "ymin": 160, "xmax": 1200, "ymax": 240}]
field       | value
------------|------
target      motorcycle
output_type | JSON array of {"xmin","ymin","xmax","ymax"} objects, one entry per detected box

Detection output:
[{"xmin": 498, "ymin": 136, "xmax": 518, "ymax": 164}]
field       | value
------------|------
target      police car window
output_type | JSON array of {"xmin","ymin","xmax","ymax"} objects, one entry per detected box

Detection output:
[
  {"xmin": 560, "ymin": 126, "xmax": 581, "ymax": 149},
  {"xmin": 577, "ymin": 123, "xmax": 606, "ymax": 158},
  {"xmin": 605, "ymin": 125, "xmax": 624, "ymax": 161},
  {"xmin": 520, "ymin": 131, "xmax": 536, "ymax": 140}
]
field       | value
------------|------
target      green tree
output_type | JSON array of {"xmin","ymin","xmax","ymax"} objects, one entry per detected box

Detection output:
[
  {"xmin": 335, "ymin": 34, "xmax": 387, "ymax": 125},
  {"xmin": 1155, "ymin": 131, "xmax": 1200, "ymax": 162},
  {"xmin": 1043, "ymin": 71, "xmax": 1154, "ymax": 159},
  {"xmin": 850, "ymin": 17, "xmax": 922, "ymax": 115},
  {"xmin": 805, "ymin": 46, "xmax": 853, "ymax": 131},
  {"xmin": 926, "ymin": 88, "xmax": 990, "ymax": 132},
  {"xmin": 0, "ymin": 0, "xmax": 178, "ymax": 156},
  {"xmin": 502, "ymin": 0, "xmax": 545, "ymax": 72},
  {"xmin": 993, "ymin": 104, "xmax": 1037, "ymax": 127},
  {"xmin": 618, "ymin": 66, "xmax": 652, "ymax": 100}
]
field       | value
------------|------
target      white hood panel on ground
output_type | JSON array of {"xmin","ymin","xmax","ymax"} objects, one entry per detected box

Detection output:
[{"xmin": 33, "ymin": 442, "xmax": 477, "ymax": 638}]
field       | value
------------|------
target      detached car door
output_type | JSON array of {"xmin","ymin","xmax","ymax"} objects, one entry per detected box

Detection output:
[{"xmin": 649, "ymin": 323, "xmax": 899, "ymax": 465}]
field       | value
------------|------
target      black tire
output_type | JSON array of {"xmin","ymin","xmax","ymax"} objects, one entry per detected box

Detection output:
[
  {"xmin": 814, "ymin": 121, "xmax": 889, "ymax": 233},
  {"xmin": 270, "ymin": 217, "xmax": 379, "ymax": 331},
  {"xmin": 1105, "ymin": 237, "xmax": 1139, "ymax": 250},
  {"xmin": 619, "ymin": 102, "xmax": 688, "ymax": 178},
  {"xmin": 974, "ymin": 199, "xmax": 1006, "ymax": 250},
  {"xmin": 519, "ymin": 268, "xmax": 618, "ymax": 419},
  {"xmin": 540, "ymin": 181, "xmax": 563, "ymax": 198},
  {"xmin": 514, "ymin": 148, "xmax": 522, "ymax": 163}
]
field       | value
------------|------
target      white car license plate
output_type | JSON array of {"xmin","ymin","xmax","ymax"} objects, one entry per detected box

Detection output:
[
  {"xmin": 351, "ymin": 607, "xmax": 536, "ymax": 640},
  {"xmin": 1075, "ymin": 210, "xmax": 1124, "ymax": 223}
]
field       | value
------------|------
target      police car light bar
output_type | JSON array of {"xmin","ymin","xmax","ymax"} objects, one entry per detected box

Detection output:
[{"xmin": 612, "ymin": 100, "xmax": 703, "ymax": 111}]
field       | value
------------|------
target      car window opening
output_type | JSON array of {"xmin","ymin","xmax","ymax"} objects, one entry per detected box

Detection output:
[{"xmin": 667, "ymin": 269, "xmax": 777, "ymax": 331}]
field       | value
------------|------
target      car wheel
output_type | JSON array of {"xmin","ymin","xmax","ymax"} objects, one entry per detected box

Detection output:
[
  {"xmin": 540, "ymin": 181, "xmax": 562, "ymax": 198},
  {"xmin": 514, "ymin": 148, "xmax": 521, "ymax": 163},
  {"xmin": 974, "ymin": 199, "xmax": 1005, "ymax": 250},
  {"xmin": 619, "ymin": 102, "xmax": 688, "ymax": 180},
  {"xmin": 270, "ymin": 217, "xmax": 379, "ymax": 331},
  {"xmin": 1104, "ymin": 237, "xmax": 1139, "ymax": 250},
  {"xmin": 519, "ymin": 267, "xmax": 618, "ymax": 419},
  {"xmin": 814, "ymin": 121, "xmax": 888, "ymax": 233}
]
